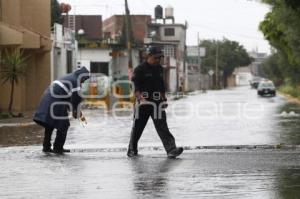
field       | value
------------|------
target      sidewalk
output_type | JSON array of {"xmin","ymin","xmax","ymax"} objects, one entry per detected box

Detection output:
[
  {"xmin": 0, "ymin": 111, "xmax": 35, "ymax": 127},
  {"xmin": 279, "ymin": 92, "xmax": 300, "ymax": 105},
  {"xmin": 0, "ymin": 111, "xmax": 43, "ymax": 147}
]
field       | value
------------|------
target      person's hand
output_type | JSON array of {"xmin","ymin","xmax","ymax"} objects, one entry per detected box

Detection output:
[
  {"xmin": 80, "ymin": 114, "xmax": 87, "ymax": 123},
  {"xmin": 161, "ymin": 101, "xmax": 168, "ymax": 109},
  {"xmin": 161, "ymin": 97, "xmax": 168, "ymax": 109},
  {"xmin": 135, "ymin": 91, "xmax": 147, "ymax": 103},
  {"xmin": 162, "ymin": 103, "xmax": 168, "ymax": 109},
  {"xmin": 139, "ymin": 95, "xmax": 146, "ymax": 102},
  {"xmin": 79, "ymin": 113, "xmax": 87, "ymax": 127},
  {"xmin": 72, "ymin": 111, "xmax": 82, "ymax": 119},
  {"xmin": 72, "ymin": 111, "xmax": 78, "ymax": 119}
]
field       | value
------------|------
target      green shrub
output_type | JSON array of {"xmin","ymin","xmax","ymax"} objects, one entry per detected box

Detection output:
[
  {"xmin": 0, "ymin": 112, "xmax": 11, "ymax": 119},
  {"xmin": 279, "ymin": 84, "xmax": 300, "ymax": 99}
]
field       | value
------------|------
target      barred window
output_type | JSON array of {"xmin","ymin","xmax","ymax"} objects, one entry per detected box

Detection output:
[
  {"xmin": 164, "ymin": 28, "xmax": 175, "ymax": 36},
  {"xmin": 164, "ymin": 45, "xmax": 175, "ymax": 58}
]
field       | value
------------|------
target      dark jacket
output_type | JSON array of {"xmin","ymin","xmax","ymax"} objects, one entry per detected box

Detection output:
[
  {"xmin": 132, "ymin": 61, "xmax": 166, "ymax": 101},
  {"xmin": 33, "ymin": 67, "xmax": 89, "ymax": 131}
]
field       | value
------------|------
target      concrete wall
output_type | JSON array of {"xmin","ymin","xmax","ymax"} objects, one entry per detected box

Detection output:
[
  {"xmin": 111, "ymin": 50, "xmax": 140, "ymax": 80},
  {"xmin": 169, "ymin": 68, "xmax": 177, "ymax": 92},
  {"xmin": 159, "ymin": 25, "xmax": 186, "ymax": 51},
  {"xmin": 188, "ymin": 74, "xmax": 211, "ymax": 91},
  {"xmin": 236, "ymin": 72, "xmax": 252, "ymax": 86},
  {"xmin": 227, "ymin": 75, "xmax": 237, "ymax": 88},
  {"xmin": 103, "ymin": 15, "xmax": 151, "ymax": 44},
  {"xmin": 51, "ymin": 24, "xmax": 77, "ymax": 80},
  {"xmin": 1, "ymin": 0, "xmax": 21, "ymax": 26},
  {"xmin": 188, "ymin": 74, "xmax": 200, "ymax": 91},
  {"xmin": 77, "ymin": 48, "xmax": 111, "ymax": 72},
  {"xmin": 77, "ymin": 48, "xmax": 142, "ymax": 81},
  {"xmin": 168, "ymin": 58, "xmax": 177, "ymax": 92},
  {"xmin": 52, "ymin": 47, "xmax": 67, "ymax": 79}
]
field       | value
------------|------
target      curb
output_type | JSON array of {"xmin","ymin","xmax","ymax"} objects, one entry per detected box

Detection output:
[{"xmin": 279, "ymin": 92, "xmax": 300, "ymax": 105}]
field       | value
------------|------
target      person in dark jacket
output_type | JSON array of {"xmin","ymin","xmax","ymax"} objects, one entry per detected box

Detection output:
[
  {"xmin": 127, "ymin": 46, "xmax": 183, "ymax": 158},
  {"xmin": 33, "ymin": 67, "xmax": 89, "ymax": 154}
]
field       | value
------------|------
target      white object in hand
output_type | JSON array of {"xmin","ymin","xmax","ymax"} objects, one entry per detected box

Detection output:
[{"xmin": 79, "ymin": 115, "xmax": 87, "ymax": 127}]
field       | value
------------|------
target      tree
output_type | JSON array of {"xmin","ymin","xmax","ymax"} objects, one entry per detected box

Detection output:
[
  {"xmin": 261, "ymin": 52, "xmax": 284, "ymax": 85},
  {"xmin": 259, "ymin": 0, "xmax": 300, "ymax": 85},
  {"xmin": 200, "ymin": 38, "xmax": 253, "ymax": 88},
  {"xmin": 0, "ymin": 49, "xmax": 28, "ymax": 114},
  {"xmin": 51, "ymin": 0, "xmax": 63, "ymax": 27}
]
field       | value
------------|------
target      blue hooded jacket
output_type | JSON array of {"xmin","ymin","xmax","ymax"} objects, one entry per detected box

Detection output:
[{"xmin": 33, "ymin": 67, "xmax": 89, "ymax": 131}]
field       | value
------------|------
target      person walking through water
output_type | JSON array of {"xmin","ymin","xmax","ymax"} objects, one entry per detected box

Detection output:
[
  {"xmin": 33, "ymin": 67, "xmax": 90, "ymax": 154},
  {"xmin": 127, "ymin": 46, "xmax": 183, "ymax": 158}
]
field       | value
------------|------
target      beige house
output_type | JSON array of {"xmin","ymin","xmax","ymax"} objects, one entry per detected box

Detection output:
[{"xmin": 0, "ymin": 0, "xmax": 51, "ymax": 112}]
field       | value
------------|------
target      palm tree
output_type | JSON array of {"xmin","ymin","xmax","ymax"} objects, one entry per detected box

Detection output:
[{"xmin": 0, "ymin": 49, "xmax": 28, "ymax": 114}]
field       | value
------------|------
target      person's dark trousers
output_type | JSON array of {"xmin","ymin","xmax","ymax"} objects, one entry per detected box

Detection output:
[
  {"xmin": 128, "ymin": 103, "xmax": 176, "ymax": 154},
  {"xmin": 43, "ymin": 127, "xmax": 54, "ymax": 150},
  {"xmin": 43, "ymin": 127, "xmax": 68, "ymax": 151},
  {"xmin": 53, "ymin": 129, "xmax": 68, "ymax": 151}
]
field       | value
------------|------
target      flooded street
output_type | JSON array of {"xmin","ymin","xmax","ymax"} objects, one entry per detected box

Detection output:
[
  {"xmin": 2, "ymin": 0, "xmax": 300, "ymax": 197},
  {"xmin": 67, "ymin": 86, "xmax": 300, "ymax": 148},
  {"xmin": 1, "ymin": 86, "xmax": 300, "ymax": 198},
  {"xmin": 1, "ymin": 86, "xmax": 300, "ymax": 148}
]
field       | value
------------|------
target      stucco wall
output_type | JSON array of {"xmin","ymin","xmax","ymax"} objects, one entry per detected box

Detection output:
[{"xmin": 0, "ymin": 0, "xmax": 51, "ymax": 112}]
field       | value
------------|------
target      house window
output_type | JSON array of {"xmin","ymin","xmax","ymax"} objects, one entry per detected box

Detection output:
[
  {"xmin": 90, "ymin": 62, "xmax": 109, "ymax": 76},
  {"xmin": 164, "ymin": 28, "xmax": 175, "ymax": 36}
]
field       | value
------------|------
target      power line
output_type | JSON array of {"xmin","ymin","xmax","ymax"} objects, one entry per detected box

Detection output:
[{"xmin": 190, "ymin": 23, "xmax": 265, "ymax": 41}]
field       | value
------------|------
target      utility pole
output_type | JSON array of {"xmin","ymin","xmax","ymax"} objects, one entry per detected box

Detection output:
[
  {"xmin": 197, "ymin": 33, "xmax": 202, "ymax": 90},
  {"xmin": 124, "ymin": 0, "xmax": 133, "ymax": 72},
  {"xmin": 215, "ymin": 42, "xmax": 219, "ymax": 89},
  {"xmin": 182, "ymin": 21, "xmax": 187, "ymax": 92}
]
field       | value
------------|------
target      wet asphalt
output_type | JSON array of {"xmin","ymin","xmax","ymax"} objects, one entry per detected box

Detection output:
[
  {"xmin": 0, "ymin": 148, "xmax": 299, "ymax": 199},
  {"xmin": 0, "ymin": 86, "xmax": 300, "ymax": 198}
]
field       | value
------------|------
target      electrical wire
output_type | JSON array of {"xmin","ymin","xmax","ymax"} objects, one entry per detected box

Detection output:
[{"xmin": 190, "ymin": 23, "xmax": 265, "ymax": 41}]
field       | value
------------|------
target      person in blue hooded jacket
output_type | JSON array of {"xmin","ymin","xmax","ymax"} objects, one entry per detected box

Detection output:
[{"xmin": 33, "ymin": 67, "xmax": 90, "ymax": 154}]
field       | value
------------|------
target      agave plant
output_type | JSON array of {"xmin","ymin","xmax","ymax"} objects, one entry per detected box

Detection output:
[{"xmin": 0, "ymin": 49, "xmax": 28, "ymax": 114}]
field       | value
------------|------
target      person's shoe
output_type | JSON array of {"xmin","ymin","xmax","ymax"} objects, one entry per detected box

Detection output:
[
  {"xmin": 62, "ymin": 148, "xmax": 71, "ymax": 153},
  {"xmin": 42, "ymin": 148, "xmax": 54, "ymax": 153},
  {"xmin": 53, "ymin": 148, "xmax": 70, "ymax": 154},
  {"xmin": 127, "ymin": 149, "xmax": 138, "ymax": 157},
  {"xmin": 167, "ymin": 147, "xmax": 183, "ymax": 158}
]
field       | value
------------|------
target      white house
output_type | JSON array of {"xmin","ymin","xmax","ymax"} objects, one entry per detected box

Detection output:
[{"xmin": 51, "ymin": 23, "xmax": 77, "ymax": 80}]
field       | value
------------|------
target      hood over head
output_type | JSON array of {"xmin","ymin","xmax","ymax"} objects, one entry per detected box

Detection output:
[{"xmin": 73, "ymin": 67, "xmax": 90, "ymax": 83}]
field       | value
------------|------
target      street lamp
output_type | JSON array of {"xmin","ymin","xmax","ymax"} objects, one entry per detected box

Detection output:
[
  {"xmin": 78, "ymin": 29, "xmax": 85, "ymax": 35},
  {"xmin": 77, "ymin": 29, "xmax": 85, "ymax": 45}
]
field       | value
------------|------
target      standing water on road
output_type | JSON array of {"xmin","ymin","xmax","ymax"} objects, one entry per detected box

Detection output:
[
  {"xmin": 1, "ymin": 86, "xmax": 300, "ymax": 149},
  {"xmin": 1, "ymin": 87, "xmax": 300, "ymax": 199},
  {"xmin": 64, "ymin": 86, "xmax": 300, "ymax": 149}
]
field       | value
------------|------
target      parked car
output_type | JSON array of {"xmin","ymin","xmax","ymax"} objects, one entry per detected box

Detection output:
[
  {"xmin": 250, "ymin": 77, "xmax": 263, "ymax": 89},
  {"xmin": 257, "ymin": 81, "xmax": 276, "ymax": 97},
  {"xmin": 251, "ymin": 81, "xmax": 260, "ymax": 89}
]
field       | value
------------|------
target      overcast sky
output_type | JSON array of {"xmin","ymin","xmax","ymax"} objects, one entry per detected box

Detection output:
[{"xmin": 59, "ymin": 0, "xmax": 271, "ymax": 53}]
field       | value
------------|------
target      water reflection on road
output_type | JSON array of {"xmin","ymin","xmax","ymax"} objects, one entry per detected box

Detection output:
[
  {"xmin": 66, "ymin": 86, "xmax": 300, "ymax": 148},
  {"xmin": 0, "ymin": 149, "xmax": 299, "ymax": 199},
  {"xmin": 1, "ymin": 86, "xmax": 300, "ymax": 148},
  {"xmin": 1, "ymin": 86, "xmax": 300, "ymax": 198}
]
